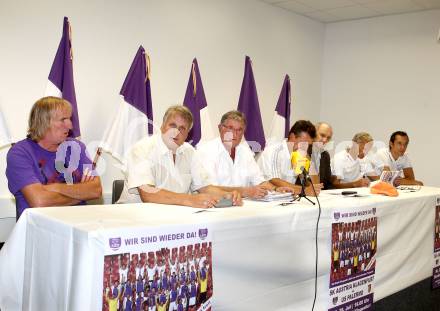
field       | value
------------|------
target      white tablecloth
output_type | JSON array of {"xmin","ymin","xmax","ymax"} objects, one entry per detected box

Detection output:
[{"xmin": 0, "ymin": 187, "xmax": 439, "ymax": 310}]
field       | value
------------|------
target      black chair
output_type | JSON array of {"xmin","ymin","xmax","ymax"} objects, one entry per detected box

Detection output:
[{"xmin": 112, "ymin": 180, "xmax": 125, "ymax": 204}]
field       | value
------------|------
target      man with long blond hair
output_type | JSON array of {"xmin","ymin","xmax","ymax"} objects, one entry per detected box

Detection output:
[{"xmin": 6, "ymin": 96, "xmax": 102, "ymax": 219}]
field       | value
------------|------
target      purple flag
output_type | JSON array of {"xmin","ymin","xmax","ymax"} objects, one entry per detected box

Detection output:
[
  {"xmin": 267, "ymin": 75, "xmax": 291, "ymax": 145},
  {"xmin": 183, "ymin": 58, "xmax": 207, "ymax": 146},
  {"xmin": 99, "ymin": 46, "xmax": 154, "ymax": 167},
  {"xmin": 276, "ymin": 75, "xmax": 291, "ymax": 138},
  {"xmin": 237, "ymin": 56, "xmax": 266, "ymax": 150},
  {"xmin": 47, "ymin": 17, "xmax": 80, "ymax": 137},
  {"xmin": 120, "ymin": 45, "xmax": 154, "ymax": 134}
]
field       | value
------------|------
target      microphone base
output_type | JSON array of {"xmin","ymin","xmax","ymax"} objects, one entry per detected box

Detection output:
[
  {"xmin": 292, "ymin": 194, "xmax": 316, "ymax": 205},
  {"xmin": 293, "ymin": 178, "xmax": 316, "ymax": 205}
]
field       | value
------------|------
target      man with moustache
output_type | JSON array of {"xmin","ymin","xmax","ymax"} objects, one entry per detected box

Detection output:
[
  {"xmin": 196, "ymin": 110, "xmax": 276, "ymax": 199},
  {"xmin": 120, "ymin": 105, "xmax": 241, "ymax": 207},
  {"xmin": 6, "ymin": 96, "xmax": 102, "ymax": 219}
]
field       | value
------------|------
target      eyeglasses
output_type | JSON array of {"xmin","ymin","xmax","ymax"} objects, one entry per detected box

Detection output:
[
  {"xmin": 220, "ymin": 124, "xmax": 244, "ymax": 134},
  {"xmin": 167, "ymin": 123, "xmax": 189, "ymax": 134}
]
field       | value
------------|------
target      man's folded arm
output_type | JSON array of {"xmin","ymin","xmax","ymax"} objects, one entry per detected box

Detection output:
[
  {"xmin": 22, "ymin": 183, "xmax": 81, "ymax": 207},
  {"xmin": 45, "ymin": 177, "xmax": 102, "ymax": 201}
]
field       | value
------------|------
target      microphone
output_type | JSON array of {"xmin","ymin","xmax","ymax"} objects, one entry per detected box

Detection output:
[
  {"xmin": 301, "ymin": 165, "xmax": 310, "ymax": 181},
  {"xmin": 290, "ymin": 151, "xmax": 311, "ymax": 176}
]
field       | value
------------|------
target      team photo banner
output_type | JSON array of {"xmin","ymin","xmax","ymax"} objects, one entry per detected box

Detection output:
[
  {"xmin": 328, "ymin": 207, "xmax": 378, "ymax": 311},
  {"xmin": 101, "ymin": 224, "xmax": 213, "ymax": 311}
]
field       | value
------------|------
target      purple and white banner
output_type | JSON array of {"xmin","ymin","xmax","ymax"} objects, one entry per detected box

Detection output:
[
  {"xmin": 328, "ymin": 207, "xmax": 378, "ymax": 311},
  {"xmin": 432, "ymin": 197, "xmax": 440, "ymax": 288},
  {"xmin": 102, "ymin": 224, "xmax": 212, "ymax": 311}
]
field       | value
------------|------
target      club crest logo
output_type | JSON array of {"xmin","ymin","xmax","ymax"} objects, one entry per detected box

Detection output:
[
  {"xmin": 332, "ymin": 296, "xmax": 338, "ymax": 305},
  {"xmin": 334, "ymin": 212, "xmax": 340, "ymax": 221},
  {"xmin": 109, "ymin": 237, "xmax": 121, "ymax": 251},
  {"xmin": 199, "ymin": 228, "xmax": 208, "ymax": 240},
  {"xmin": 372, "ymin": 208, "xmax": 376, "ymax": 215}
]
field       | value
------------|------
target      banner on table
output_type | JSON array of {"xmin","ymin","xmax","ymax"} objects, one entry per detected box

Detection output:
[
  {"xmin": 102, "ymin": 224, "xmax": 213, "ymax": 311},
  {"xmin": 328, "ymin": 207, "xmax": 378, "ymax": 311},
  {"xmin": 432, "ymin": 197, "xmax": 440, "ymax": 288}
]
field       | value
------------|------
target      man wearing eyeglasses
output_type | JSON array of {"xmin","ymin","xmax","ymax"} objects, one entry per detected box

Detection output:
[
  {"xmin": 196, "ymin": 110, "xmax": 276, "ymax": 199},
  {"xmin": 119, "ymin": 105, "xmax": 241, "ymax": 207}
]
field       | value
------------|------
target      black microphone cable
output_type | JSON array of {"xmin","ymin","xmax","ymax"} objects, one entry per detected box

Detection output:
[{"xmin": 309, "ymin": 178, "xmax": 322, "ymax": 311}]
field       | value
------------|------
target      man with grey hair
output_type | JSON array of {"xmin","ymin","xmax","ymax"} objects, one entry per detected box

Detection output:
[
  {"xmin": 332, "ymin": 132, "xmax": 379, "ymax": 188},
  {"xmin": 120, "ymin": 105, "xmax": 241, "ymax": 207},
  {"xmin": 196, "ymin": 110, "xmax": 276, "ymax": 199}
]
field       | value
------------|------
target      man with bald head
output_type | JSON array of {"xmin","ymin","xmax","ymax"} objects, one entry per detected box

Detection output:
[
  {"xmin": 314, "ymin": 122, "xmax": 334, "ymax": 189},
  {"xmin": 316, "ymin": 122, "xmax": 333, "ymax": 146}
]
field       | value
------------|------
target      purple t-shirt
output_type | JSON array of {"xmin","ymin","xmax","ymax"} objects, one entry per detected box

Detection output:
[
  {"xmin": 170, "ymin": 289, "xmax": 177, "ymax": 302},
  {"xmin": 159, "ymin": 293, "xmax": 166, "ymax": 304},
  {"xmin": 136, "ymin": 280, "xmax": 144, "ymax": 293},
  {"xmin": 6, "ymin": 138, "xmax": 94, "ymax": 218},
  {"xmin": 189, "ymin": 284, "xmax": 197, "ymax": 298}
]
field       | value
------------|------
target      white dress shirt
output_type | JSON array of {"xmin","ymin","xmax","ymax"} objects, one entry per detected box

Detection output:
[
  {"xmin": 119, "ymin": 134, "xmax": 211, "ymax": 203},
  {"xmin": 196, "ymin": 137, "xmax": 265, "ymax": 187},
  {"xmin": 332, "ymin": 150, "xmax": 376, "ymax": 183}
]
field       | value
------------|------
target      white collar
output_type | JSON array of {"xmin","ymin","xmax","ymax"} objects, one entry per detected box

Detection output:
[
  {"xmin": 157, "ymin": 134, "xmax": 188, "ymax": 156},
  {"xmin": 387, "ymin": 149, "xmax": 403, "ymax": 162}
]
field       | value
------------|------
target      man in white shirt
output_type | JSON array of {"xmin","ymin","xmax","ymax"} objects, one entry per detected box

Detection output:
[
  {"xmin": 332, "ymin": 132, "xmax": 378, "ymax": 188},
  {"xmin": 374, "ymin": 131, "xmax": 423, "ymax": 186},
  {"xmin": 258, "ymin": 120, "xmax": 321, "ymax": 196},
  {"xmin": 120, "ymin": 105, "xmax": 241, "ymax": 208},
  {"xmin": 196, "ymin": 110, "xmax": 275, "ymax": 199}
]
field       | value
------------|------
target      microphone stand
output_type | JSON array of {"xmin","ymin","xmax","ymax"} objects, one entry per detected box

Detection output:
[{"xmin": 292, "ymin": 167, "xmax": 315, "ymax": 205}]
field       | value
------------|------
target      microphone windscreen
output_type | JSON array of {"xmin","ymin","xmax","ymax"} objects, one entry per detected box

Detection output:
[{"xmin": 291, "ymin": 151, "xmax": 310, "ymax": 175}]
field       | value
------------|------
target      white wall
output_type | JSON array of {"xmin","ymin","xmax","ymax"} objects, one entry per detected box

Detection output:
[
  {"xmin": 0, "ymin": 0, "xmax": 325, "ymax": 226},
  {"xmin": 321, "ymin": 9, "xmax": 440, "ymax": 187}
]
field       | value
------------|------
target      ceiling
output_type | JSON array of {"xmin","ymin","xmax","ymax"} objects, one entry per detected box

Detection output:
[{"xmin": 260, "ymin": 0, "xmax": 440, "ymax": 23}]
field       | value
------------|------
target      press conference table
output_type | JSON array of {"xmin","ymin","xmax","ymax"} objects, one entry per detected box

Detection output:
[{"xmin": 0, "ymin": 187, "xmax": 439, "ymax": 310}]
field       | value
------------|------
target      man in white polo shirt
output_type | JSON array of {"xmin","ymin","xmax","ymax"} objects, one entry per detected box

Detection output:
[
  {"xmin": 258, "ymin": 120, "xmax": 321, "ymax": 196},
  {"xmin": 120, "ymin": 105, "xmax": 241, "ymax": 208},
  {"xmin": 196, "ymin": 110, "xmax": 275, "ymax": 199},
  {"xmin": 374, "ymin": 131, "xmax": 423, "ymax": 186},
  {"xmin": 332, "ymin": 132, "xmax": 378, "ymax": 188}
]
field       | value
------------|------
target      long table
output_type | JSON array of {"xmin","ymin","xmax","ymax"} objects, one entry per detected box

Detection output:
[{"xmin": 0, "ymin": 187, "xmax": 439, "ymax": 310}]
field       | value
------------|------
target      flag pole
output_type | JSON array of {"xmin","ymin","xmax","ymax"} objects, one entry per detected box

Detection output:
[
  {"xmin": 192, "ymin": 62, "xmax": 197, "ymax": 97},
  {"xmin": 92, "ymin": 147, "xmax": 103, "ymax": 170},
  {"xmin": 145, "ymin": 52, "xmax": 151, "ymax": 82}
]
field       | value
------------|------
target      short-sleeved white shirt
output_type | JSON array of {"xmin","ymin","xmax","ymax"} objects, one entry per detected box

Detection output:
[
  {"xmin": 373, "ymin": 148, "xmax": 412, "ymax": 176},
  {"xmin": 257, "ymin": 140, "xmax": 318, "ymax": 183},
  {"xmin": 332, "ymin": 150, "xmax": 376, "ymax": 183},
  {"xmin": 120, "ymin": 134, "xmax": 211, "ymax": 203},
  {"xmin": 196, "ymin": 137, "xmax": 265, "ymax": 187}
]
